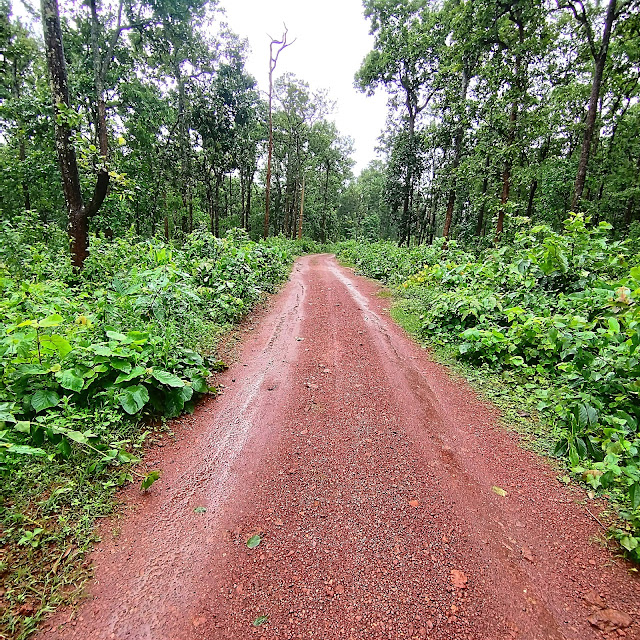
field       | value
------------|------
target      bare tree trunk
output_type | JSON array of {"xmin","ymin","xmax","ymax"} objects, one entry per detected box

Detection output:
[
  {"xmin": 322, "ymin": 159, "xmax": 330, "ymax": 244},
  {"xmin": 496, "ymin": 86, "xmax": 518, "ymax": 238},
  {"xmin": 246, "ymin": 176, "xmax": 253, "ymax": 232},
  {"xmin": 297, "ymin": 175, "xmax": 305, "ymax": 239},
  {"xmin": 12, "ymin": 60, "xmax": 32, "ymax": 212},
  {"xmin": 240, "ymin": 171, "xmax": 246, "ymax": 228},
  {"xmin": 476, "ymin": 157, "xmax": 490, "ymax": 237},
  {"xmin": 214, "ymin": 173, "xmax": 222, "ymax": 237},
  {"xmin": 496, "ymin": 17, "xmax": 526, "ymax": 240},
  {"xmin": 443, "ymin": 68, "xmax": 469, "ymax": 239},
  {"xmin": 264, "ymin": 29, "xmax": 293, "ymax": 239}
]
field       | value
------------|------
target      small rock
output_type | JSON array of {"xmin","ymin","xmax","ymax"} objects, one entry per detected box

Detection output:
[
  {"xmin": 521, "ymin": 546, "xmax": 534, "ymax": 562},
  {"xmin": 450, "ymin": 569, "xmax": 468, "ymax": 589},
  {"xmin": 583, "ymin": 590, "xmax": 605, "ymax": 609},
  {"xmin": 588, "ymin": 608, "xmax": 632, "ymax": 632}
]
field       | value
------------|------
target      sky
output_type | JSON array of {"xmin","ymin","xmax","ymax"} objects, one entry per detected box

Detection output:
[{"xmin": 219, "ymin": 0, "xmax": 388, "ymax": 174}]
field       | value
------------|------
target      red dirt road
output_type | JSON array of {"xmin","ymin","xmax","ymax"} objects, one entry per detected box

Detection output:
[{"xmin": 42, "ymin": 254, "xmax": 639, "ymax": 640}]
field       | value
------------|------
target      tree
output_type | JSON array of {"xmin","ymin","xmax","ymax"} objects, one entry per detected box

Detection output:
[
  {"xmin": 357, "ymin": 0, "xmax": 446, "ymax": 246},
  {"xmin": 557, "ymin": 0, "xmax": 620, "ymax": 210},
  {"xmin": 41, "ymin": 0, "xmax": 109, "ymax": 269},
  {"xmin": 264, "ymin": 27, "xmax": 293, "ymax": 238}
]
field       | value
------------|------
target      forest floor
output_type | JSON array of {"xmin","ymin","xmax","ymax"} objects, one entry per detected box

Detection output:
[{"xmin": 38, "ymin": 254, "xmax": 640, "ymax": 640}]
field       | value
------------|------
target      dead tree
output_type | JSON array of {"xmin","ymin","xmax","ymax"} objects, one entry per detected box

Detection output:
[{"xmin": 264, "ymin": 26, "xmax": 294, "ymax": 239}]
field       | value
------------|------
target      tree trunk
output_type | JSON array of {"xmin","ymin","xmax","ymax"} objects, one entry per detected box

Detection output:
[
  {"xmin": 13, "ymin": 60, "xmax": 32, "ymax": 212},
  {"xmin": 214, "ymin": 173, "xmax": 222, "ymax": 237},
  {"xmin": 41, "ymin": 0, "xmax": 109, "ymax": 269},
  {"xmin": 322, "ymin": 159, "xmax": 330, "ymax": 244},
  {"xmin": 297, "ymin": 176, "xmax": 305, "ymax": 239},
  {"xmin": 443, "ymin": 68, "xmax": 470, "ymax": 238},
  {"xmin": 572, "ymin": 0, "xmax": 617, "ymax": 211},
  {"xmin": 476, "ymin": 157, "xmax": 490, "ymax": 237},
  {"xmin": 246, "ymin": 176, "xmax": 253, "ymax": 232},
  {"xmin": 526, "ymin": 179, "xmax": 538, "ymax": 219}
]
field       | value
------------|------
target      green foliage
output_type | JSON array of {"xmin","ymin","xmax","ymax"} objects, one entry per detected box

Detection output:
[
  {"xmin": 0, "ymin": 226, "xmax": 295, "ymax": 469},
  {"xmin": 337, "ymin": 214, "xmax": 640, "ymax": 560},
  {"xmin": 0, "ymin": 222, "xmax": 296, "ymax": 638}
]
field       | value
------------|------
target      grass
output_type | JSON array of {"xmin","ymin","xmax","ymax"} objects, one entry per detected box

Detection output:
[
  {"xmin": 0, "ymin": 415, "xmax": 177, "ymax": 639},
  {"xmin": 391, "ymin": 296, "xmax": 580, "ymax": 469}
]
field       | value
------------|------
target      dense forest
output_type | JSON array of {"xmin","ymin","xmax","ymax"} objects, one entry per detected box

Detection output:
[
  {"xmin": 350, "ymin": 0, "xmax": 640, "ymax": 245},
  {"xmin": 2, "ymin": 0, "xmax": 639, "ymax": 252},
  {"xmin": 1, "ymin": 0, "xmax": 353, "ymax": 266},
  {"xmin": 1, "ymin": 0, "xmax": 639, "ymax": 637}
]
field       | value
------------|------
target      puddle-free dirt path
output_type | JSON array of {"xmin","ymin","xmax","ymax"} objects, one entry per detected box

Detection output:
[{"xmin": 43, "ymin": 254, "xmax": 639, "ymax": 640}]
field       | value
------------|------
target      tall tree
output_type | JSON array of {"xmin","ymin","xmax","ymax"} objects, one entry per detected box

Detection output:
[{"xmin": 40, "ymin": 0, "xmax": 109, "ymax": 269}]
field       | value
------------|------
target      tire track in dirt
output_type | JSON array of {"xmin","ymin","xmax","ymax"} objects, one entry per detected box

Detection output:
[{"xmin": 41, "ymin": 254, "xmax": 639, "ymax": 640}]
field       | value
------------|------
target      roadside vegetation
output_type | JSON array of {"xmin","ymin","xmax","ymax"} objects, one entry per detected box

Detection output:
[
  {"xmin": 2, "ymin": 0, "xmax": 640, "ymax": 635},
  {"xmin": 335, "ymin": 214, "xmax": 640, "ymax": 561},
  {"xmin": 0, "ymin": 214, "xmax": 309, "ymax": 639}
]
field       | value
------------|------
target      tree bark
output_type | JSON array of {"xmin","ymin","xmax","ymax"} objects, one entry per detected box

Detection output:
[
  {"xmin": 41, "ymin": 0, "xmax": 109, "ymax": 269},
  {"xmin": 214, "ymin": 173, "xmax": 222, "ymax": 237},
  {"xmin": 297, "ymin": 175, "xmax": 305, "ymax": 239},
  {"xmin": 443, "ymin": 68, "xmax": 470, "ymax": 239},
  {"xmin": 322, "ymin": 159, "xmax": 330, "ymax": 244},
  {"xmin": 476, "ymin": 156, "xmax": 490, "ymax": 237},
  {"xmin": 265, "ymin": 30, "xmax": 293, "ymax": 238},
  {"xmin": 571, "ymin": 0, "xmax": 617, "ymax": 210}
]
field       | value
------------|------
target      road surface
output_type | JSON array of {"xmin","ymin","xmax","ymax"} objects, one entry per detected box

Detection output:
[{"xmin": 42, "ymin": 254, "xmax": 639, "ymax": 640}]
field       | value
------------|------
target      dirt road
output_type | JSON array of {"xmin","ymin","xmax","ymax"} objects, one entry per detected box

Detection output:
[{"xmin": 42, "ymin": 254, "xmax": 639, "ymax": 640}]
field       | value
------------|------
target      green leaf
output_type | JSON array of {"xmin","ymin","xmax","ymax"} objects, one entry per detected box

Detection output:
[
  {"xmin": 6, "ymin": 444, "xmax": 46, "ymax": 457},
  {"xmin": 118, "ymin": 385, "xmax": 150, "ymax": 415},
  {"xmin": 92, "ymin": 345, "xmax": 113, "ymax": 356},
  {"xmin": 39, "ymin": 334, "xmax": 72, "ymax": 357},
  {"xmin": 39, "ymin": 314, "xmax": 63, "ymax": 327},
  {"xmin": 65, "ymin": 430, "xmax": 89, "ymax": 445},
  {"xmin": 0, "ymin": 408, "xmax": 17, "ymax": 423},
  {"xmin": 179, "ymin": 385, "xmax": 194, "ymax": 402},
  {"xmin": 553, "ymin": 438, "xmax": 569, "ymax": 456},
  {"xmin": 568, "ymin": 446, "xmax": 580, "ymax": 468},
  {"xmin": 58, "ymin": 369, "xmax": 84, "ymax": 392},
  {"xmin": 14, "ymin": 421, "xmax": 31, "ymax": 434},
  {"xmin": 110, "ymin": 358, "xmax": 132, "ymax": 373},
  {"xmin": 31, "ymin": 390, "xmax": 60, "ymax": 413},
  {"xmin": 608, "ymin": 317, "xmax": 621, "ymax": 333},
  {"xmin": 58, "ymin": 438, "xmax": 72, "ymax": 458},
  {"xmin": 115, "ymin": 366, "xmax": 146, "ymax": 384},
  {"xmin": 575, "ymin": 437, "xmax": 587, "ymax": 459},
  {"xmin": 106, "ymin": 331, "xmax": 128, "ymax": 342},
  {"xmin": 140, "ymin": 470, "xmax": 161, "ymax": 491},
  {"xmin": 578, "ymin": 404, "xmax": 598, "ymax": 427},
  {"xmin": 252, "ymin": 615, "xmax": 269, "ymax": 627},
  {"xmin": 190, "ymin": 375, "xmax": 208, "ymax": 394},
  {"xmin": 630, "ymin": 482, "xmax": 640, "ymax": 510},
  {"xmin": 620, "ymin": 535, "xmax": 638, "ymax": 552},
  {"xmin": 247, "ymin": 535, "xmax": 261, "ymax": 549},
  {"xmin": 194, "ymin": 506, "xmax": 207, "ymax": 514},
  {"xmin": 151, "ymin": 370, "xmax": 185, "ymax": 388}
]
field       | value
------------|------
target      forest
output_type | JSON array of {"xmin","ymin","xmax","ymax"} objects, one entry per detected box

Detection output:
[{"xmin": 1, "ymin": 0, "xmax": 639, "ymax": 637}]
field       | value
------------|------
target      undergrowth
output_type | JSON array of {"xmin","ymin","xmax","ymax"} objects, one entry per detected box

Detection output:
[
  {"xmin": 335, "ymin": 213, "xmax": 640, "ymax": 562},
  {"xmin": 0, "ymin": 216, "xmax": 303, "ymax": 639}
]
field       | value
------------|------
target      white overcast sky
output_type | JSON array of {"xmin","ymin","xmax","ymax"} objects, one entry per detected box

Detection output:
[{"xmin": 219, "ymin": 0, "xmax": 388, "ymax": 174}]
